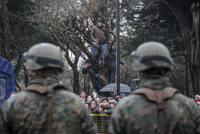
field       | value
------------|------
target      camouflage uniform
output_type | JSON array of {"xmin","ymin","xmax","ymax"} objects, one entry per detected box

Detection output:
[
  {"xmin": 108, "ymin": 75, "xmax": 200, "ymax": 134},
  {"xmin": 0, "ymin": 74, "xmax": 98, "ymax": 134}
]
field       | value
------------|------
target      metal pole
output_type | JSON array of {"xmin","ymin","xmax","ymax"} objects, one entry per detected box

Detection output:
[
  {"xmin": 185, "ymin": 50, "xmax": 189, "ymax": 96},
  {"xmin": 116, "ymin": 0, "xmax": 120, "ymax": 95}
]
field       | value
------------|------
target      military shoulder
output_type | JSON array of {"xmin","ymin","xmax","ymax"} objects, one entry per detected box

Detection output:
[
  {"xmin": 173, "ymin": 93, "xmax": 193, "ymax": 103},
  {"xmin": 115, "ymin": 94, "xmax": 145, "ymax": 109},
  {"xmin": 55, "ymin": 90, "xmax": 83, "ymax": 104},
  {"xmin": 1, "ymin": 92, "xmax": 26, "ymax": 112},
  {"xmin": 173, "ymin": 93, "xmax": 199, "ymax": 109}
]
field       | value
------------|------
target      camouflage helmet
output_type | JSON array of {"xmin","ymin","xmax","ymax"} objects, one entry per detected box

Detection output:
[
  {"xmin": 23, "ymin": 43, "xmax": 63, "ymax": 72},
  {"xmin": 130, "ymin": 42, "xmax": 173, "ymax": 71}
]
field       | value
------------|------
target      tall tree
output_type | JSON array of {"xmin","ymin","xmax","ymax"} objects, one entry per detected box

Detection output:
[
  {"xmin": 162, "ymin": 0, "xmax": 200, "ymax": 95},
  {"xmin": 29, "ymin": 0, "xmax": 133, "ymax": 95},
  {"xmin": 51, "ymin": 32, "xmax": 82, "ymax": 94},
  {"xmin": 7, "ymin": 0, "xmax": 44, "ymax": 86},
  {"xmin": 0, "ymin": 0, "xmax": 11, "ymax": 60}
]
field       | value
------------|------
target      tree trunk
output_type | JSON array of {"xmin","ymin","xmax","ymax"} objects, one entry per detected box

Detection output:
[
  {"xmin": 14, "ymin": 54, "xmax": 23, "ymax": 91},
  {"xmin": 83, "ymin": 74, "xmax": 91, "ymax": 95},
  {"xmin": 72, "ymin": 68, "xmax": 80, "ymax": 94},
  {"xmin": 15, "ymin": 80, "xmax": 21, "ymax": 92},
  {"xmin": 165, "ymin": 1, "xmax": 200, "ymax": 95},
  {"xmin": 24, "ymin": 66, "xmax": 28, "ymax": 87},
  {"xmin": 14, "ymin": 54, "xmax": 22, "ymax": 80},
  {"xmin": 62, "ymin": 47, "xmax": 81, "ymax": 95},
  {"xmin": 190, "ymin": 4, "xmax": 200, "ymax": 95},
  {"xmin": 0, "ymin": 0, "xmax": 11, "ymax": 60}
]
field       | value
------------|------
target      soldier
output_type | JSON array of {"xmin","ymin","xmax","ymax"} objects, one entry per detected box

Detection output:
[
  {"xmin": 108, "ymin": 42, "xmax": 200, "ymax": 134},
  {"xmin": 0, "ymin": 43, "xmax": 98, "ymax": 134}
]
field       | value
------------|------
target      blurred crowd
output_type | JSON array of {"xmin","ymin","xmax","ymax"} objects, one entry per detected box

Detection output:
[{"xmin": 80, "ymin": 91, "xmax": 127, "ymax": 114}]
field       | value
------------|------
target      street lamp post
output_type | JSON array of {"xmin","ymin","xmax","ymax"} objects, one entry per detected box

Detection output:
[{"xmin": 116, "ymin": 0, "xmax": 120, "ymax": 95}]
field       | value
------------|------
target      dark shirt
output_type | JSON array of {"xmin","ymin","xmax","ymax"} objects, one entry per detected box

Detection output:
[
  {"xmin": 82, "ymin": 65, "xmax": 98, "ymax": 79},
  {"xmin": 92, "ymin": 105, "xmax": 114, "ymax": 114},
  {"xmin": 108, "ymin": 53, "xmax": 125, "ymax": 71}
]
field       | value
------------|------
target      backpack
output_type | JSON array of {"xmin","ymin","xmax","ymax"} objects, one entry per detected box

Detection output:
[
  {"xmin": 24, "ymin": 83, "xmax": 68, "ymax": 134},
  {"xmin": 132, "ymin": 87, "xmax": 180, "ymax": 134}
]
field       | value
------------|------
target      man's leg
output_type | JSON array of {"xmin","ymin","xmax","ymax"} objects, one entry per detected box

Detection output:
[
  {"xmin": 109, "ymin": 69, "xmax": 116, "ymax": 84},
  {"xmin": 97, "ymin": 83, "xmax": 103, "ymax": 89},
  {"xmin": 92, "ymin": 42, "xmax": 100, "ymax": 56},
  {"xmin": 107, "ymin": 70, "xmax": 110, "ymax": 84},
  {"xmin": 100, "ymin": 43, "xmax": 107, "ymax": 66},
  {"xmin": 92, "ymin": 78, "xmax": 104, "ymax": 89}
]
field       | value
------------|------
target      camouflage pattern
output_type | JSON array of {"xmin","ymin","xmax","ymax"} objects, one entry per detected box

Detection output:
[
  {"xmin": 0, "ymin": 74, "xmax": 98, "ymax": 134},
  {"xmin": 108, "ymin": 75, "xmax": 200, "ymax": 134}
]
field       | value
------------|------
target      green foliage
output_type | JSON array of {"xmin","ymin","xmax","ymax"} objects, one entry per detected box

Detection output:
[
  {"xmin": 11, "ymin": 60, "xmax": 25, "ymax": 82},
  {"xmin": 7, "ymin": 0, "xmax": 37, "ymax": 13},
  {"xmin": 119, "ymin": 1, "xmax": 187, "ymax": 91},
  {"xmin": 121, "ymin": 28, "xmax": 184, "ymax": 59},
  {"xmin": 120, "ymin": 2, "xmax": 185, "ymax": 60},
  {"xmin": 7, "ymin": 0, "xmax": 52, "ymax": 82}
]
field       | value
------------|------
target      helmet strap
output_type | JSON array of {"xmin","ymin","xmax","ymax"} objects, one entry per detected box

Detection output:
[{"xmin": 143, "ymin": 68, "xmax": 167, "ymax": 76}]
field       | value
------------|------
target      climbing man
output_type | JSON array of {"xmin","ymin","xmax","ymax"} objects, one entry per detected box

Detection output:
[{"xmin": 90, "ymin": 18, "xmax": 112, "ymax": 68}]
